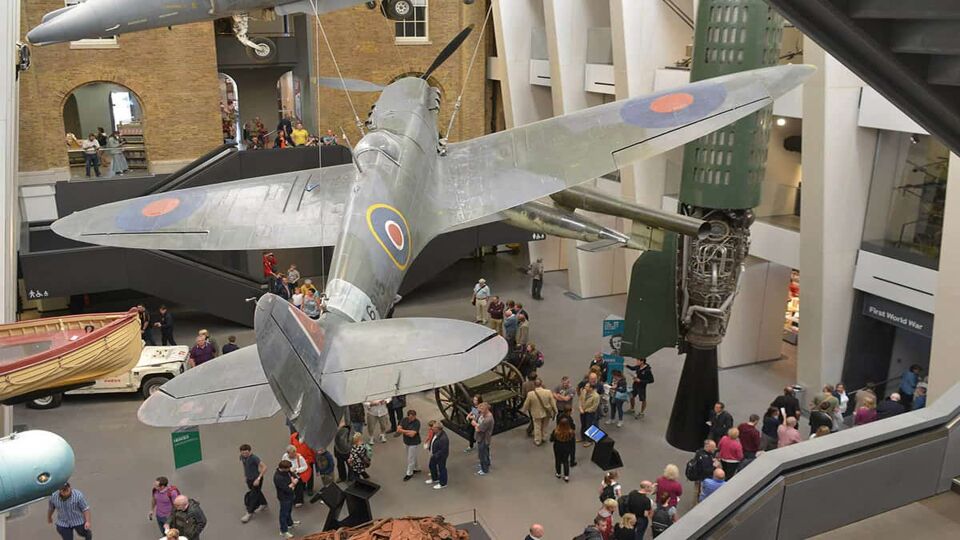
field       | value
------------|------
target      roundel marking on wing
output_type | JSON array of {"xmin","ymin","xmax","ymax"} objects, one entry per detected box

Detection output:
[
  {"xmin": 115, "ymin": 191, "xmax": 207, "ymax": 232},
  {"xmin": 141, "ymin": 198, "xmax": 181, "ymax": 217},
  {"xmin": 650, "ymin": 92, "xmax": 695, "ymax": 114},
  {"xmin": 366, "ymin": 204, "xmax": 412, "ymax": 270},
  {"xmin": 620, "ymin": 84, "xmax": 727, "ymax": 129}
]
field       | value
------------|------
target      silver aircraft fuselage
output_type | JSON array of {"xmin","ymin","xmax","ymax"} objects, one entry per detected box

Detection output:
[
  {"xmin": 26, "ymin": 0, "xmax": 366, "ymax": 45},
  {"xmin": 323, "ymin": 77, "xmax": 440, "ymax": 323}
]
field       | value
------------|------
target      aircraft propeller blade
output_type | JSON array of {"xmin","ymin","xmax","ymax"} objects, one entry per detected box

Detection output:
[{"xmin": 422, "ymin": 24, "xmax": 474, "ymax": 80}]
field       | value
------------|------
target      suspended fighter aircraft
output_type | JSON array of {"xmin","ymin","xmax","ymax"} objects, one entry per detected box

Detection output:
[
  {"xmin": 27, "ymin": 0, "xmax": 463, "ymax": 52},
  {"xmin": 51, "ymin": 26, "xmax": 813, "ymax": 450}
]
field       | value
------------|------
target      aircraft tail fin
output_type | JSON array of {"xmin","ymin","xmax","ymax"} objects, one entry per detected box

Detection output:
[{"xmin": 254, "ymin": 294, "xmax": 507, "ymax": 449}]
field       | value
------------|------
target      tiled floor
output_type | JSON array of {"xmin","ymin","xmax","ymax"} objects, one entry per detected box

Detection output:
[{"xmin": 8, "ymin": 250, "xmax": 804, "ymax": 539}]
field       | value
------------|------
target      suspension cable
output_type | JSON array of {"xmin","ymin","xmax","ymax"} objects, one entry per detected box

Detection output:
[
  {"xmin": 308, "ymin": 0, "xmax": 365, "ymax": 136},
  {"xmin": 444, "ymin": 2, "xmax": 493, "ymax": 141}
]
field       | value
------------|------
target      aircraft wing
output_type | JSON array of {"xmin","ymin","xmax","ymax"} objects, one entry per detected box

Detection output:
[
  {"xmin": 51, "ymin": 164, "xmax": 356, "ymax": 250},
  {"xmin": 435, "ymin": 64, "xmax": 814, "ymax": 230},
  {"xmin": 138, "ymin": 345, "xmax": 280, "ymax": 427}
]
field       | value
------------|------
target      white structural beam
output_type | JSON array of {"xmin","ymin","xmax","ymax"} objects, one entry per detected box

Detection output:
[
  {"xmin": 0, "ymin": 1, "xmax": 21, "ymax": 538},
  {"xmin": 544, "ymin": 0, "xmax": 623, "ymax": 297},
  {"xmin": 798, "ymin": 39, "xmax": 877, "ymax": 391},
  {"xmin": 610, "ymin": 0, "xmax": 693, "ymax": 285},
  {"xmin": 928, "ymin": 152, "xmax": 960, "ymax": 403}
]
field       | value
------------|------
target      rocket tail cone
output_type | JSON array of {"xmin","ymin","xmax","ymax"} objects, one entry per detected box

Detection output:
[{"xmin": 666, "ymin": 346, "xmax": 719, "ymax": 452}]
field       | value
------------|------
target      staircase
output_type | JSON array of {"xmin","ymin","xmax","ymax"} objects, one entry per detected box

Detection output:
[{"xmin": 766, "ymin": 0, "xmax": 960, "ymax": 153}]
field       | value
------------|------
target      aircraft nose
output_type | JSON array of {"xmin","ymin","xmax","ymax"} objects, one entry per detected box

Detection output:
[{"xmin": 27, "ymin": 4, "xmax": 103, "ymax": 45}]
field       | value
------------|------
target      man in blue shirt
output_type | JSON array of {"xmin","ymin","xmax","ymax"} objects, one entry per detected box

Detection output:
[
  {"xmin": 899, "ymin": 364, "xmax": 922, "ymax": 409},
  {"xmin": 699, "ymin": 468, "xmax": 726, "ymax": 502},
  {"xmin": 47, "ymin": 483, "xmax": 91, "ymax": 539}
]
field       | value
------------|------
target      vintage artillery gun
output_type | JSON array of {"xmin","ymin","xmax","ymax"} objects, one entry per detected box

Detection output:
[{"xmin": 434, "ymin": 360, "xmax": 529, "ymax": 440}]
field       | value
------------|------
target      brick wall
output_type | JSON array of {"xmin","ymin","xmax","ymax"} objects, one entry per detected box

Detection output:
[
  {"xmin": 311, "ymin": 1, "xmax": 491, "ymax": 145},
  {"xmin": 18, "ymin": 1, "xmax": 222, "ymax": 174}
]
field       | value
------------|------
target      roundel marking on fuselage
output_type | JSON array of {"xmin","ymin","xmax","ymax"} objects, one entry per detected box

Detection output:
[{"xmin": 366, "ymin": 204, "xmax": 412, "ymax": 270}]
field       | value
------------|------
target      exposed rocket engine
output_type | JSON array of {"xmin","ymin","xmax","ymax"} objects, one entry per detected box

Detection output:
[{"xmin": 678, "ymin": 206, "xmax": 753, "ymax": 349}]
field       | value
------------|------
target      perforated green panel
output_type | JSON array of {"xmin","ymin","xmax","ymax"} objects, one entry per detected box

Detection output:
[{"xmin": 679, "ymin": 0, "xmax": 784, "ymax": 210}]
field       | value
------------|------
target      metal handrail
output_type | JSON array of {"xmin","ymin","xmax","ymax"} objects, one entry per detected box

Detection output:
[
  {"xmin": 662, "ymin": 381, "xmax": 960, "ymax": 539},
  {"xmin": 847, "ymin": 374, "xmax": 903, "ymax": 398}
]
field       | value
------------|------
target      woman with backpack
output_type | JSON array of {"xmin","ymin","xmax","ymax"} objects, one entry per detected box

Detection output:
[
  {"xmin": 149, "ymin": 476, "xmax": 180, "ymax": 535},
  {"xmin": 598, "ymin": 471, "xmax": 623, "ymax": 504},
  {"xmin": 549, "ymin": 416, "xmax": 576, "ymax": 481},
  {"xmin": 606, "ymin": 370, "xmax": 629, "ymax": 428},
  {"xmin": 650, "ymin": 493, "xmax": 678, "ymax": 538}
]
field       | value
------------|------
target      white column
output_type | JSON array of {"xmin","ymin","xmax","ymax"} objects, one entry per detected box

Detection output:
[
  {"xmin": 610, "ymin": 0, "xmax": 693, "ymax": 284},
  {"xmin": 797, "ymin": 40, "xmax": 877, "ymax": 391},
  {"xmin": 491, "ymin": 0, "xmax": 564, "ymax": 270},
  {"xmin": 544, "ymin": 0, "xmax": 620, "ymax": 297},
  {"xmin": 0, "ymin": 2, "xmax": 21, "ymax": 538},
  {"xmin": 717, "ymin": 259, "xmax": 791, "ymax": 368},
  {"xmin": 928, "ymin": 153, "xmax": 960, "ymax": 402}
]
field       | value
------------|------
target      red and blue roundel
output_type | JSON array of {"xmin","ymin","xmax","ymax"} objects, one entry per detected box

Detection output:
[
  {"xmin": 115, "ymin": 192, "xmax": 206, "ymax": 232},
  {"xmin": 366, "ymin": 203, "xmax": 412, "ymax": 270},
  {"xmin": 620, "ymin": 84, "xmax": 727, "ymax": 129}
]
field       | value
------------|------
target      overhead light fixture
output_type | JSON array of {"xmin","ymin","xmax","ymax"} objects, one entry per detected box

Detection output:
[{"xmin": 776, "ymin": 117, "xmax": 787, "ymax": 127}]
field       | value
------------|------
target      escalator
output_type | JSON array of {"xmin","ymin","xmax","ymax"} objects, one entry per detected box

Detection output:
[
  {"xmin": 766, "ymin": 0, "xmax": 960, "ymax": 154},
  {"xmin": 20, "ymin": 145, "xmax": 536, "ymax": 326}
]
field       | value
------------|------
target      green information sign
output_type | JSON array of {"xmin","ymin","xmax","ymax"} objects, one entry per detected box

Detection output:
[{"xmin": 172, "ymin": 426, "xmax": 202, "ymax": 469}]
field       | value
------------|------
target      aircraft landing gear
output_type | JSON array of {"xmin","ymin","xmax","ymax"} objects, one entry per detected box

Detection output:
[
  {"xmin": 381, "ymin": 0, "xmax": 415, "ymax": 21},
  {"xmin": 231, "ymin": 12, "xmax": 273, "ymax": 59},
  {"xmin": 369, "ymin": 0, "xmax": 475, "ymax": 21}
]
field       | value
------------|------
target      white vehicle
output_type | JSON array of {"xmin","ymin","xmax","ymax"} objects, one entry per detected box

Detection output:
[{"xmin": 27, "ymin": 346, "xmax": 188, "ymax": 409}]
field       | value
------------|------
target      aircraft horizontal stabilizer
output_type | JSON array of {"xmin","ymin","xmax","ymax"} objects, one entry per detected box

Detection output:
[
  {"xmin": 320, "ymin": 316, "xmax": 508, "ymax": 405},
  {"xmin": 137, "ymin": 345, "xmax": 280, "ymax": 427},
  {"xmin": 254, "ymin": 294, "xmax": 507, "ymax": 449}
]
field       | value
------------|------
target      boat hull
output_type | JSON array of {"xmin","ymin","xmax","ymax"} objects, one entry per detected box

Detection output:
[{"xmin": 0, "ymin": 311, "xmax": 142, "ymax": 402}]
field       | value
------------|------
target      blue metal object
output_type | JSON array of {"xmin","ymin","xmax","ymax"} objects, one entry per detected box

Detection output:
[{"xmin": 0, "ymin": 430, "xmax": 75, "ymax": 514}]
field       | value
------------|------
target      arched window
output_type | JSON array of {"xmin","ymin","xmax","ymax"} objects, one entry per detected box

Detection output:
[{"xmin": 63, "ymin": 82, "xmax": 147, "ymax": 178}]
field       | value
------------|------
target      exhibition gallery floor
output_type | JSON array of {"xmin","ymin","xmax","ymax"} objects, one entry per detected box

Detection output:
[{"xmin": 10, "ymin": 251, "xmax": 800, "ymax": 539}]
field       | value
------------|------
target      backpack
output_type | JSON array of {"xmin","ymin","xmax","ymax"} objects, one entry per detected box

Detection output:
[
  {"xmin": 599, "ymin": 482, "xmax": 618, "ymax": 503},
  {"xmin": 685, "ymin": 455, "xmax": 701, "ymax": 481},
  {"xmin": 643, "ymin": 368, "xmax": 655, "ymax": 384},
  {"xmin": 617, "ymin": 495, "xmax": 629, "ymax": 516},
  {"xmin": 651, "ymin": 506, "xmax": 673, "ymax": 534}
]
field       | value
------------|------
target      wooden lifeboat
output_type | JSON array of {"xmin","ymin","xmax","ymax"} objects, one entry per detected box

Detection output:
[{"xmin": 0, "ymin": 309, "xmax": 142, "ymax": 402}]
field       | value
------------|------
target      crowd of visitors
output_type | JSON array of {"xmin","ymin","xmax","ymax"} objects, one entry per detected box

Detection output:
[
  {"xmin": 89, "ymin": 269, "xmax": 930, "ymax": 540},
  {"xmin": 242, "ymin": 115, "xmax": 343, "ymax": 150}
]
